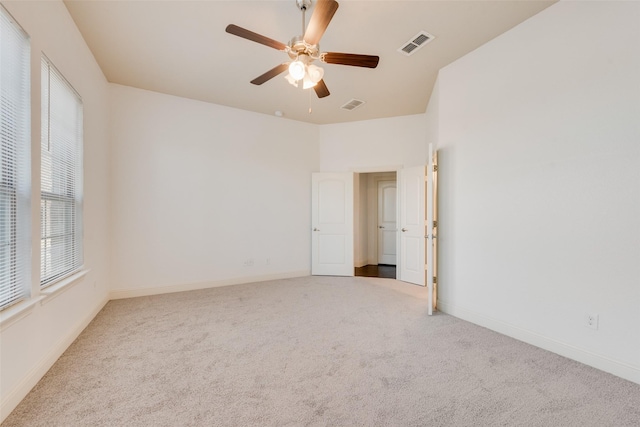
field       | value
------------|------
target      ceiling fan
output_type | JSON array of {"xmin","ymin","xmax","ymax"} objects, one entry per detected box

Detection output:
[{"xmin": 225, "ymin": 0, "xmax": 379, "ymax": 99}]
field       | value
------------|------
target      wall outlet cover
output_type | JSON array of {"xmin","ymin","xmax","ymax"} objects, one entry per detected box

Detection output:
[{"xmin": 586, "ymin": 313, "xmax": 599, "ymax": 330}]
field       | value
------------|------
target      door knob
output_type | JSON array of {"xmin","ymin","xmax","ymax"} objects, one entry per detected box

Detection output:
[
  {"xmin": 402, "ymin": 228, "xmax": 408, "ymax": 232},
  {"xmin": 313, "ymin": 228, "xmax": 320, "ymax": 231},
  {"xmin": 378, "ymin": 225, "xmax": 385, "ymax": 229}
]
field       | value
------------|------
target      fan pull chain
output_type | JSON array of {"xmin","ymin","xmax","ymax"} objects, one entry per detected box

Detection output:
[{"xmin": 309, "ymin": 89, "xmax": 313, "ymax": 114}]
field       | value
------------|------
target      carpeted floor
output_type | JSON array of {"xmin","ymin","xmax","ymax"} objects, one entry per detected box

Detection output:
[{"xmin": 3, "ymin": 276, "xmax": 640, "ymax": 426}]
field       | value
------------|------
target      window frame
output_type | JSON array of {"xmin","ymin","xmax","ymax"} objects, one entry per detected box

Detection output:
[
  {"xmin": 0, "ymin": 4, "xmax": 31, "ymax": 311},
  {"xmin": 40, "ymin": 55, "xmax": 84, "ymax": 289}
]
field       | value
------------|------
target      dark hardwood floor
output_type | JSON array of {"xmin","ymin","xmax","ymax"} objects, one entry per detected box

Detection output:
[{"xmin": 354, "ymin": 264, "xmax": 396, "ymax": 279}]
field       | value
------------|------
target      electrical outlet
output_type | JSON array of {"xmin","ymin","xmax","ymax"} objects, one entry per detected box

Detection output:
[
  {"xmin": 243, "ymin": 259, "xmax": 254, "ymax": 267},
  {"xmin": 585, "ymin": 313, "xmax": 599, "ymax": 330}
]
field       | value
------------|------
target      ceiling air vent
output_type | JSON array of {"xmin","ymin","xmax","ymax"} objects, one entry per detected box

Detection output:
[
  {"xmin": 341, "ymin": 98, "xmax": 365, "ymax": 111},
  {"xmin": 398, "ymin": 31, "xmax": 435, "ymax": 56}
]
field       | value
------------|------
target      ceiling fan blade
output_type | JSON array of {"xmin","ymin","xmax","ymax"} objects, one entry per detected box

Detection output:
[
  {"xmin": 303, "ymin": 0, "xmax": 339, "ymax": 46},
  {"xmin": 314, "ymin": 79, "xmax": 330, "ymax": 98},
  {"xmin": 322, "ymin": 52, "xmax": 379, "ymax": 68},
  {"xmin": 226, "ymin": 24, "xmax": 287, "ymax": 51},
  {"xmin": 250, "ymin": 63, "xmax": 289, "ymax": 85}
]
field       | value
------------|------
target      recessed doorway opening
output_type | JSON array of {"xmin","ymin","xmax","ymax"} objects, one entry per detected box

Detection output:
[{"xmin": 354, "ymin": 171, "xmax": 397, "ymax": 279}]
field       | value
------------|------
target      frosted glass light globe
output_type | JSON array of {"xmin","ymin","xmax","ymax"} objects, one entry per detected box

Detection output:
[
  {"xmin": 288, "ymin": 60, "xmax": 306, "ymax": 81},
  {"xmin": 307, "ymin": 64, "xmax": 324, "ymax": 83}
]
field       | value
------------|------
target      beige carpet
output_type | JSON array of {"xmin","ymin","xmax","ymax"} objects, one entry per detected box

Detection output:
[{"xmin": 3, "ymin": 276, "xmax": 639, "ymax": 426}]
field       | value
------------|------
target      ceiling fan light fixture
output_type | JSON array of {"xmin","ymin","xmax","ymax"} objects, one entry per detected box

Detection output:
[
  {"xmin": 288, "ymin": 60, "xmax": 306, "ymax": 81},
  {"xmin": 307, "ymin": 64, "xmax": 324, "ymax": 83}
]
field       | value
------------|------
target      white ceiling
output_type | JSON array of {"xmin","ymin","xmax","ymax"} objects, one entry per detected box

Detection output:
[{"xmin": 64, "ymin": 0, "xmax": 556, "ymax": 125}]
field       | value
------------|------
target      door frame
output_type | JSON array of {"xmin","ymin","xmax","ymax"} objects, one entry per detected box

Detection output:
[{"xmin": 426, "ymin": 145, "xmax": 438, "ymax": 314}]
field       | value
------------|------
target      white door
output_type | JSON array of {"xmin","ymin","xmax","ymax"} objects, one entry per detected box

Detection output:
[
  {"xmin": 398, "ymin": 166, "xmax": 426, "ymax": 286},
  {"xmin": 311, "ymin": 173, "xmax": 354, "ymax": 276},
  {"xmin": 377, "ymin": 181, "xmax": 397, "ymax": 265},
  {"xmin": 426, "ymin": 144, "xmax": 438, "ymax": 315}
]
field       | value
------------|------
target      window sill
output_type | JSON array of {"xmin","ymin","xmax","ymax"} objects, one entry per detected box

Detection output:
[
  {"xmin": 0, "ymin": 296, "xmax": 45, "ymax": 332},
  {"xmin": 40, "ymin": 268, "xmax": 90, "ymax": 306},
  {"xmin": 0, "ymin": 269, "xmax": 90, "ymax": 331}
]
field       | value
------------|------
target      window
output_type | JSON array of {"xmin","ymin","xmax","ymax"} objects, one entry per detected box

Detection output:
[
  {"xmin": 0, "ymin": 5, "xmax": 31, "ymax": 310},
  {"xmin": 41, "ymin": 56, "xmax": 83, "ymax": 287}
]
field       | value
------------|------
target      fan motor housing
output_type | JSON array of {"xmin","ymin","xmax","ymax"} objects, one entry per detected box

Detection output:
[{"xmin": 288, "ymin": 35, "xmax": 319, "ymax": 60}]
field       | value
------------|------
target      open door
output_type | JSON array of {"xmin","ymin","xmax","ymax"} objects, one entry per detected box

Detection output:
[
  {"xmin": 426, "ymin": 144, "xmax": 438, "ymax": 315},
  {"xmin": 311, "ymin": 173, "xmax": 354, "ymax": 276},
  {"xmin": 398, "ymin": 166, "xmax": 426, "ymax": 286}
]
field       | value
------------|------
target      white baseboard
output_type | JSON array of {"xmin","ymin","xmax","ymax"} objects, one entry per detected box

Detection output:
[
  {"xmin": 0, "ymin": 296, "xmax": 109, "ymax": 423},
  {"xmin": 437, "ymin": 299, "xmax": 640, "ymax": 385},
  {"xmin": 109, "ymin": 270, "xmax": 310, "ymax": 300}
]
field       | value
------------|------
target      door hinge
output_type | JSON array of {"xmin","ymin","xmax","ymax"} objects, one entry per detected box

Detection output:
[
  {"xmin": 433, "ymin": 165, "xmax": 438, "ymax": 172},
  {"xmin": 433, "ymin": 220, "xmax": 438, "ymax": 228},
  {"xmin": 433, "ymin": 276, "xmax": 437, "ymax": 285}
]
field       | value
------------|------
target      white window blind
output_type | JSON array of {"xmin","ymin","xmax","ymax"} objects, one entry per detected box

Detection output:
[
  {"xmin": 0, "ymin": 5, "xmax": 31, "ymax": 310},
  {"xmin": 41, "ymin": 56, "xmax": 83, "ymax": 288}
]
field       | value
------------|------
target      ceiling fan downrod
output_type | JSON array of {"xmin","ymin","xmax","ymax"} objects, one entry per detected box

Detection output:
[
  {"xmin": 287, "ymin": 0, "xmax": 319, "ymax": 62},
  {"xmin": 296, "ymin": 0, "xmax": 311, "ymax": 36}
]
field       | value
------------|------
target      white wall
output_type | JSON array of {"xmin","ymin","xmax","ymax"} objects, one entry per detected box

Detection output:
[
  {"xmin": 109, "ymin": 85, "xmax": 319, "ymax": 297},
  {"xmin": 319, "ymin": 114, "xmax": 427, "ymax": 172},
  {"xmin": 435, "ymin": 1, "xmax": 640, "ymax": 383},
  {"xmin": 0, "ymin": 0, "xmax": 111, "ymax": 421},
  {"xmin": 424, "ymin": 77, "xmax": 439, "ymax": 151}
]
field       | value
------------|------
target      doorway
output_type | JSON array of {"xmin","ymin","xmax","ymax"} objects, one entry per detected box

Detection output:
[
  {"xmin": 311, "ymin": 151, "xmax": 436, "ymax": 312},
  {"xmin": 354, "ymin": 171, "xmax": 397, "ymax": 279}
]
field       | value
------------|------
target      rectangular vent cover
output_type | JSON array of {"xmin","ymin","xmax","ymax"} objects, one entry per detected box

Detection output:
[
  {"xmin": 341, "ymin": 98, "xmax": 365, "ymax": 111},
  {"xmin": 398, "ymin": 31, "xmax": 435, "ymax": 56}
]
